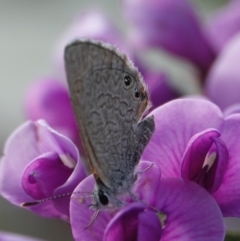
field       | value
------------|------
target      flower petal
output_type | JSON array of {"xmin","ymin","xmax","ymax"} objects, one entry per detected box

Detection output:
[
  {"xmin": 0, "ymin": 120, "xmax": 85, "ymax": 218},
  {"xmin": 104, "ymin": 203, "xmax": 144, "ymax": 241},
  {"xmin": 123, "ymin": 0, "xmax": 215, "ymax": 73},
  {"xmin": 106, "ymin": 179, "xmax": 225, "ymax": 241},
  {"xmin": 22, "ymin": 152, "xmax": 72, "ymax": 199},
  {"xmin": 104, "ymin": 203, "xmax": 161, "ymax": 241},
  {"xmin": 138, "ymin": 210, "xmax": 162, "ymax": 241},
  {"xmin": 224, "ymin": 103, "xmax": 240, "ymax": 116},
  {"xmin": 24, "ymin": 78, "xmax": 79, "ymax": 144},
  {"xmin": 0, "ymin": 121, "xmax": 46, "ymax": 205},
  {"xmin": 213, "ymin": 114, "xmax": 240, "ymax": 217},
  {"xmin": 205, "ymin": 33, "xmax": 240, "ymax": 110},
  {"xmin": 208, "ymin": 0, "xmax": 240, "ymax": 53},
  {"xmin": 205, "ymin": 136, "xmax": 229, "ymax": 193},
  {"xmin": 133, "ymin": 161, "xmax": 161, "ymax": 204},
  {"xmin": 143, "ymin": 99, "xmax": 223, "ymax": 178},
  {"xmin": 181, "ymin": 128, "xmax": 220, "ymax": 181},
  {"xmin": 154, "ymin": 179, "xmax": 225, "ymax": 241}
]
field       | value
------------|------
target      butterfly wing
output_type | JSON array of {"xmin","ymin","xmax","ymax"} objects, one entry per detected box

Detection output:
[{"xmin": 64, "ymin": 39, "xmax": 154, "ymax": 193}]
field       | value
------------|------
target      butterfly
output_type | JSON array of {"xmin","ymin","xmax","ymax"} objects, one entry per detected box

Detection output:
[{"xmin": 64, "ymin": 39, "xmax": 155, "ymax": 209}]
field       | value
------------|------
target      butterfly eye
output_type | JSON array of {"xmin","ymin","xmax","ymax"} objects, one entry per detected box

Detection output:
[
  {"xmin": 98, "ymin": 191, "xmax": 109, "ymax": 205},
  {"xmin": 123, "ymin": 75, "xmax": 132, "ymax": 88},
  {"xmin": 134, "ymin": 88, "xmax": 141, "ymax": 99}
]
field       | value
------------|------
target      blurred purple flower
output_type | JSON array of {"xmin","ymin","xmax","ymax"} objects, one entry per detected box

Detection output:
[
  {"xmin": 70, "ymin": 161, "xmax": 225, "ymax": 241},
  {"xmin": 0, "ymin": 120, "xmax": 86, "ymax": 219},
  {"xmin": 0, "ymin": 231, "xmax": 45, "ymax": 241},
  {"xmin": 52, "ymin": 9, "xmax": 131, "ymax": 80},
  {"xmin": 123, "ymin": 0, "xmax": 215, "ymax": 75},
  {"xmin": 205, "ymin": 33, "xmax": 240, "ymax": 110},
  {"xmin": 144, "ymin": 71, "xmax": 180, "ymax": 109},
  {"xmin": 224, "ymin": 103, "xmax": 240, "ymax": 116},
  {"xmin": 24, "ymin": 78, "xmax": 80, "ymax": 146},
  {"xmin": 208, "ymin": 0, "xmax": 240, "ymax": 53},
  {"xmin": 51, "ymin": 9, "xmax": 179, "ymax": 105},
  {"xmin": 143, "ymin": 98, "xmax": 240, "ymax": 217}
]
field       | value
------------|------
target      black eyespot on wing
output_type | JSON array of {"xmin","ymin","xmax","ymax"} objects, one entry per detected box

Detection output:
[
  {"xmin": 123, "ymin": 75, "xmax": 132, "ymax": 88},
  {"xmin": 134, "ymin": 88, "xmax": 141, "ymax": 99},
  {"xmin": 98, "ymin": 190, "xmax": 109, "ymax": 205}
]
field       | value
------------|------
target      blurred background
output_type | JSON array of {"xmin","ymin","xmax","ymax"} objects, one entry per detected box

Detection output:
[{"xmin": 0, "ymin": 0, "xmax": 238, "ymax": 240}]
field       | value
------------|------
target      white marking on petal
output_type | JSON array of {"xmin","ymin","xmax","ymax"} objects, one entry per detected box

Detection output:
[
  {"xmin": 203, "ymin": 152, "xmax": 216, "ymax": 172},
  {"xmin": 59, "ymin": 154, "xmax": 76, "ymax": 169}
]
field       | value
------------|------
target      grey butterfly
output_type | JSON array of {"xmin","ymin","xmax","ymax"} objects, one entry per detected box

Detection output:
[{"xmin": 64, "ymin": 39, "xmax": 155, "ymax": 209}]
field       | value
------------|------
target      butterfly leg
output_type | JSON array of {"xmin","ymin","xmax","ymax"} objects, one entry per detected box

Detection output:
[{"xmin": 135, "ymin": 162, "xmax": 155, "ymax": 175}]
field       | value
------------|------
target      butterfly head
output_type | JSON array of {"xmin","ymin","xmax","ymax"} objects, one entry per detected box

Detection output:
[
  {"xmin": 92, "ymin": 178, "xmax": 125, "ymax": 209},
  {"xmin": 94, "ymin": 189, "xmax": 128, "ymax": 211}
]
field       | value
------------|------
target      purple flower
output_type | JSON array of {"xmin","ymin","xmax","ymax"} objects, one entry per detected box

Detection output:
[
  {"xmin": 123, "ymin": 0, "xmax": 215, "ymax": 75},
  {"xmin": 205, "ymin": 33, "xmax": 240, "ymax": 110},
  {"xmin": 70, "ymin": 161, "xmax": 225, "ymax": 241},
  {"xmin": 144, "ymin": 71, "xmax": 180, "ymax": 109},
  {"xmin": 0, "ymin": 120, "xmax": 86, "ymax": 219},
  {"xmin": 224, "ymin": 104, "xmax": 240, "ymax": 116},
  {"xmin": 143, "ymin": 98, "xmax": 240, "ymax": 217},
  {"xmin": 24, "ymin": 78, "xmax": 80, "ymax": 146},
  {"xmin": 51, "ymin": 7, "xmax": 178, "ymax": 107},
  {"xmin": 52, "ymin": 9, "xmax": 131, "ymax": 80},
  {"xmin": 0, "ymin": 231, "xmax": 45, "ymax": 241},
  {"xmin": 208, "ymin": 0, "xmax": 240, "ymax": 53}
]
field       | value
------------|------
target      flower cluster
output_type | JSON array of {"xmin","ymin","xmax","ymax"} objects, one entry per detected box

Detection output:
[
  {"xmin": 0, "ymin": 103, "xmax": 227, "ymax": 240},
  {"xmin": 1, "ymin": 0, "xmax": 240, "ymax": 240}
]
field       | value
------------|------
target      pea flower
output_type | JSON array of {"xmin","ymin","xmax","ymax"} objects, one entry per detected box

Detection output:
[
  {"xmin": 143, "ymin": 98, "xmax": 240, "ymax": 217},
  {"xmin": 24, "ymin": 78, "xmax": 79, "ymax": 146},
  {"xmin": 205, "ymin": 33, "xmax": 240, "ymax": 110},
  {"xmin": 208, "ymin": 0, "xmax": 240, "ymax": 53},
  {"xmin": 123, "ymin": 0, "xmax": 215, "ymax": 75},
  {"xmin": 70, "ymin": 161, "xmax": 225, "ymax": 241},
  {"xmin": 0, "ymin": 120, "xmax": 86, "ymax": 219},
  {"xmin": 1, "ymin": 96, "xmax": 227, "ymax": 241}
]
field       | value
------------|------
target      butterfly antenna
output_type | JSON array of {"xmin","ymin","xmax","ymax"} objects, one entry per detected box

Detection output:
[
  {"xmin": 71, "ymin": 194, "xmax": 94, "ymax": 200},
  {"xmin": 21, "ymin": 191, "xmax": 93, "ymax": 207}
]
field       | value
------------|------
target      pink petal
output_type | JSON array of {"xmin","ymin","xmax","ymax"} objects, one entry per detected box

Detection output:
[
  {"xmin": 181, "ymin": 129, "xmax": 220, "ymax": 180},
  {"xmin": 143, "ymin": 99, "xmax": 223, "ymax": 178},
  {"xmin": 205, "ymin": 33, "xmax": 240, "ymax": 110},
  {"xmin": 213, "ymin": 114, "xmax": 240, "ymax": 216}
]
